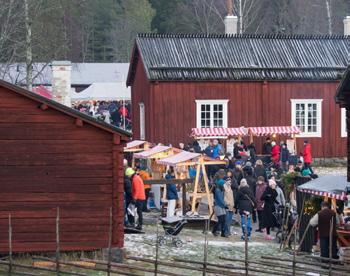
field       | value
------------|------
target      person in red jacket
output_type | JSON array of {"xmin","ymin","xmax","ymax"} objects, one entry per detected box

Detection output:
[
  {"xmin": 125, "ymin": 167, "xmax": 146, "ymax": 230},
  {"xmin": 303, "ymin": 140, "xmax": 313, "ymax": 174},
  {"xmin": 271, "ymin": 141, "xmax": 280, "ymax": 165}
]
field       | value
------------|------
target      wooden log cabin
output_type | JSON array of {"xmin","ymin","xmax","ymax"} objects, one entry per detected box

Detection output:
[
  {"xmin": 335, "ymin": 66, "xmax": 350, "ymax": 180},
  {"xmin": 0, "ymin": 79, "xmax": 130, "ymax": 253},
  {"xmin": 127, "ymin": 34, "xmax": 349, "ymax": 158}
]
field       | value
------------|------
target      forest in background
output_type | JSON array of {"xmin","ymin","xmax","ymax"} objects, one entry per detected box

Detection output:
[{"xmin": 0, "ymin": 0, "xmax": 349, "ymax": 66}]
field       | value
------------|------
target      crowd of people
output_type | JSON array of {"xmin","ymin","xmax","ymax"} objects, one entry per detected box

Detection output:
[
  {"xmin": 123, "ymin": 137, "xmax": 315, "ymax": 238},
  {"xmin": 72, "ymin": 100, "xmax": 132, "ymax": 131}
]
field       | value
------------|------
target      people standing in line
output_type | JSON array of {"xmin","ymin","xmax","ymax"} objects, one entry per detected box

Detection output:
[
  {"xmin": 125, "ymin": 167, "xmax": 146, "ymax": 230},
  {"xmin": 262, "ymin": 137, "xmax": 272, "ymax": 155},
  {"xmin": 254, "ymin": 159, "xmax": 268, "ymax": 182},
  {"xmin": 271, "ymin": 141, "xmax": 280, "ymax": 165},
  {"xmin": 212, "ymin": 179, "xmax": 227, "ymax": 237},
  {"xmin": 261, "ymin": 179, "xmax": 278, "ymax": 240},
  {"xmin": 255, "ymin": 176, "xmax": 267, "ymax": 233},
  {"xmin": 303, "ymin": 140, "xmax": 313, "ymax": 173},
  {"xmin": 280, "ymin": 143, "xmax": 290, "ymax": 172},
  {"xmin": 235, "ymin": 179, "xmax": 256, "ymax": 241},
  {"xmin": 310, "ymin": 202, "xmax": 338, "ymax": 260},
  {"xmin": 165, "ymin": 168, "xmax": 178, "ymax": 218},
  {"xmin": 223, "ymin": 176, "xmax": 235, "ymax": 237}
]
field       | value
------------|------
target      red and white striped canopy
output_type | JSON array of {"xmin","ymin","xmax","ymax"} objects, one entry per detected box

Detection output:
[
  {"xmin": 298, "ymin": 189, "xmax": 347, "ymax": 201},
  {"xmin": 191, "ymin": 127, "xmax": 247, "ymax": 138},
  {"xmin": 249, "ymin": 126, "xmax": 301, "ymax": 136},
  {"xmin": 157, "ymin": 151, "xmax": 201, "ymax": 166},
  {"xmin": 134, "ymin": 145, "xmax": 171, "ymax": 159}
]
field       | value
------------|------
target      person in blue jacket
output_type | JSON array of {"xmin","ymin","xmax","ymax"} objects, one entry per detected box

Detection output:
[
  {"xmin": 212, "ymin": 178, "xmax": 227, "ymax": 237},
  {"xmin": 165, "ymin": 168, "xmax": 178, "ymax": 218}
]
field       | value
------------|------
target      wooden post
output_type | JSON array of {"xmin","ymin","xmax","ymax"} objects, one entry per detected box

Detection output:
[
  {"xmin": 107, "ymin": 207, "xmax": 112, "ymax": 276},
  {"xmin": 182, "ymin": 183, "xmax": 187, "ymax": 216},
  {"xmin": 8, "ymin": 214, "xmax": 12, "ymax": 275},
  {"xmin": 56, "ymin": 207, "xmax": 60, "ymax": 276},
  {"xmin": 201, "ymin": 163, "xmax": 213, "ymax": 216},
  {"xmin": 329, "ymin": 217, "xmax": 333, "ymax": 275},
  {"xmin": 292, "ymin": 223, "xmax": 297, "ymax": 276},
  {"xmin": 155, "ymin": 218, "xmax": 159, "ymax": 276},
  {"xmin": 293, "ymin": 134, "xmax": 297, "ymax": 155},
  {"xmin": 244, "ymin": 214, "xmax": 248, "ymax": 276},
  {"xmin": 249, "ymin": 132, "xmax": 253, "ymax": 144},
  {"xmin": 191, "ymin": 163, "xmax": 201, "ymax": 213},
  {"xmin": 203, "ymin": 219, "xmax": 209, "ymax": 276}
]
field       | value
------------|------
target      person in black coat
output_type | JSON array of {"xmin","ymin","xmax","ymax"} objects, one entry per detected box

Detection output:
[
  {"xmin": 192, "ymin": 140, "xmax": 202, "ymax": 153},
  {"xmin": 244, "ymin": 168, "xmax": 257, "ymax": 223},
  {"xmin": 261, "ymin": 179, "xmax": 278, "ymax": 240},
  {"xmin": 262, "ymin": 137, "xmax": 272, "ymax": 155},
  {"xmin": 235, "ymin": 179, "xmax": 256, "ymax": 240},
  {"xmin": 254, "ymin": 159, "xmax": 268, "ymax": 182},
  {"xmin": 233, "ymin": 161, "xmax": 244, "ymax": 184},
  {"xmin": 124, "ymin": 175, "xmax": 133, "ymax": 225},
  {"xmin": 280, "ymin": 143, "xmax": 290, "ymax": 172}
]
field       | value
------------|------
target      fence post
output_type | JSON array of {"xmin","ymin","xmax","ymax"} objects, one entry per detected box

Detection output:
[
  {"xmin": 244, "ymin": 214, "xmax": 248, "ymax": 276},
  {"xmin": 155, "ymin": 217, "xmax": 159, "ymax": 276},
  {"xmin": 56, "ymin": 207, "xmax": 60, "ymax": 276},
  {"xmin": 107, "ymin": 207, "xmax": 112, "ymax": 276},
  {"xmin": 293, "ymin": 222, "xmax": 296, "ymax": 276},
  {"xmin": 8, "ymin": 214, "xmax": 12, "ymax": 275},
  {"xmin": 329, "ymin": 217, "xmax": 333, "ymax": 275},
  {"xmin": 202, "ymin": 219, "xmax": 209, "ymax": 276}
]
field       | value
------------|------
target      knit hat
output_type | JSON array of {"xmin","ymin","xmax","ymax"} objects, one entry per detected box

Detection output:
[
  {"xmin": 125, "ymin": 167, "xmax": 135, "ymax": 177},
  {"xmin": 245, "ymin": 161, "xmax": 252, "ymax": 167},
  {"xmin": 216, "ymin": 179, "xmax": 225, "ymax": 186},
  {"xmin": 235, "ymin": 160, "xmax": 241, "ymax": 165}
]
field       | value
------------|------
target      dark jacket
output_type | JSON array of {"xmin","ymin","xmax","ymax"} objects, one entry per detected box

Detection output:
[
  {"xmin": 263, "ymin": 142, "xmax": 272, "ymax": 155},
  {"xmin": 235, "ymin": 186, "xmax": 255, "ymax": 215},
  {"xmin": 245, "ymin": 175, "xmax": 257, "ymax": 196},
  {"xmin": 124, "ymin": 176, "xmax": 132, "ymax": 202},
  {"xmin": 280, "ymin": 147, "xmax": 290, "ymax": 163},
  {"xmin": 261, "ymin": 186, "xmax": 278, "ymax": 228},
  {"xmin": 165, "ymin": 174, "xmax": 178, "ymax": 200},
  {"xmin": 255, "ymin": 183, "xmax": 267, "ymax": 211},
  {"xmin": 233, "ymin": 169, "xmax": 244, "ymax": 184},
  {"xmin": 255, "ymin": 165, "xmax": 267, "ymax": 182},
  {"xmin": 318, "ymin": 208, "xmax": 337, "ymax": 238},
  {"xmin": 214, "ymin": 186, "xmax": 226, "ymax": 208},
  {"xmin": 204, "ymin": 145, "xmax": 214, "ymax": 158}
]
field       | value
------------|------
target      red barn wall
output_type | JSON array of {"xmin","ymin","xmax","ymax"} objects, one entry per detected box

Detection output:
[
  {"xmin": 0, "ymin": 86, "xmax": 124, "ymax": 252},
  {"xmin": 132, "ymin": 80, "xmax": 345, "ymax": 158}
]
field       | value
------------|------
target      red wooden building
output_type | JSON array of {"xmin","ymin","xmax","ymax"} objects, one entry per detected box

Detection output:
[
  {"xmin": 127, "ymin": 34, "xmax": 349, "ymax": 158},
  {"xmin": 0, "ymin": 79, "xmax": 130, "ymax": 253}
]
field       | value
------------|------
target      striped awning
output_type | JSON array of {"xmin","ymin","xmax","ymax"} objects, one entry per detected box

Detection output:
[
  {"xmin": 191, "ymin": 127, "xmax": 247, "ymax": 138},
  {"xmin": 157, "ymin": 151, "xmax": 201, "ymax": 166},
  {"xmin": 125, "ymin": 140, "xmax": 146, "ymax": 149},
  {"xmin": 134, "ymin": 145, "xmax": 171, "ymax": 159},
  {"xmin": 298, "ymin": 189, "xmax": 347, "ymax": 200},
  {"xmin": 249, "ymin": 126, "xmax": 301, "ymax": 136},
  {"xmin": 297, "ymin": 175, "xmax": 349, "ymax": 201}
]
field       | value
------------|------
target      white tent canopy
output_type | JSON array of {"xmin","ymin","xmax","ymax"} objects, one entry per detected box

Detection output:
[{"xmin": 71, "ymin": 82, "xmax": 130, "ymax": 101}]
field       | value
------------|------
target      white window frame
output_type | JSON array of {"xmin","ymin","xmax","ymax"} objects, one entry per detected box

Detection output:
[
  {"xmin": 291, "ymin": 99, "xmax": 323, "ymax": 138},
  {"xmin": 341, "ymin": 108, "xmax": 347, "ymax": 138},
  {"xmin": 195, "ymin": 99, "xmax": 228, "ymax": 128},
  {"xmin": 139, "ymin": 102, "xmax": 145, "ymax": 140}
]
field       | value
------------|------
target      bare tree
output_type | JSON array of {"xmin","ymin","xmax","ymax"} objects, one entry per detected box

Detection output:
[
  {"xmin": 325, "ymin": 0, "xmax": 333, "ymax": 34},
  {"xmin": 24, "ymin": 0, "xmax": 32, "ymax": 90}
]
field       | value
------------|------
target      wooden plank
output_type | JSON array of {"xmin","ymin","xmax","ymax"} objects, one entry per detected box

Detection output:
[
  {"xmin": 0, "ymin": 224, "xmax": 110, "ymax": 234},
  {"xmin": 0, "ymin": 177, "xmax": 113, "ymax": 186},
  {"xmin": 0, "ymin": 201, "xmax": 112, "ymax": 210},
  {"xmin": 0, "ymin": 209, "xmax": 111, "ymax": 219},
  {"xmin": 0, "ymin": 140, "xmax": 112, "ymax": 153},
  {"xmin": 143, "ymin": 178, "xmax": 194, "ymax": 185},
  {"xmin": 0, "ymin": 193, "xmax": 111, "ymax": 202},
  {"xmin": 0, "ymin": 184, "xmax": 112, "ymax": 194}
]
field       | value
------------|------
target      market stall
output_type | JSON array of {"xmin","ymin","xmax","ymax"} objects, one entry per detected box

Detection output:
[
  {"xmin": 124, "ymin": 140, "xmax": 152, "ymax": 167},
  {"xmin": 297, "ymin": 175, "xmax": 350, "ymax": 247},
  {"xmin": 158, "ymin": 151, "xmax": 226, "ymax": 216},
  {"xmin": 190, "ymin": 127, "xmax": 248, "ymax": 153}
]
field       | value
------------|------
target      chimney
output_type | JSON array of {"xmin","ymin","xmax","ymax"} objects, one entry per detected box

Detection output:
[
  {"xmin": 51, "ymin": 61, "xmax": 72, "ymax": 107},
  {"xmin": 224, "ymin": 0, "xmax": 238, "ymax": 35},
  {"xmin": 344, "ymin": 16, "xmax": 350, "ymax": 35}
]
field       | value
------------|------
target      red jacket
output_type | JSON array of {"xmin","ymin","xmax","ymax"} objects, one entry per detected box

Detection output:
[
  {"xmin": 303, "ymin": 144, "xmax": 312, "ymax": 163},
  {"xmin": 131, "ymin": 174, "xmax": 146, "ymax": 200},
  {"xmin": 271, "ymin": 145, "xmax": 280, "ymax": 163}
]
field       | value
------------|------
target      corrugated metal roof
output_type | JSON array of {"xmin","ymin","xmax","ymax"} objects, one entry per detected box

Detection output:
[{"xmin": 128, "ymin": 33, "xmax": 350, "ymax": 84}]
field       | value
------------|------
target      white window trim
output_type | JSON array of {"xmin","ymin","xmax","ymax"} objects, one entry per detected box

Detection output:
[
  {"xmin": 341, "ymin": 108, "xmax": 347, "ymax": 138},
  {"xmin": 139, "ymin": 102, "xmax": 145, "ymax": 140},
  {"xmin": 195, "ymin": 99, "xmax": 229, "ymax": 128},
  {"xmin": 291, "ymin": 99, "xmax": 323, "ymax": 138}
]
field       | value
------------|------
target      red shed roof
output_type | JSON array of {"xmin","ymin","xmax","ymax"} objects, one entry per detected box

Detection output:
[{"xmin": 0, "ymin": 79, "xmax": 131, "ymax": 139}]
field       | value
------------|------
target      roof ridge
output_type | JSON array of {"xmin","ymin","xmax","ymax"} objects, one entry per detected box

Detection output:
[{"xmin": 137, "ymin": 33, "xmax": 350, "ymax": 39}]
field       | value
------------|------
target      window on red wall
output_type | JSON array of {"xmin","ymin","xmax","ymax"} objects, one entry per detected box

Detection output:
[{"xmin": 195, "ymin": 100, "xmax": 228, "ymax": 128}]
